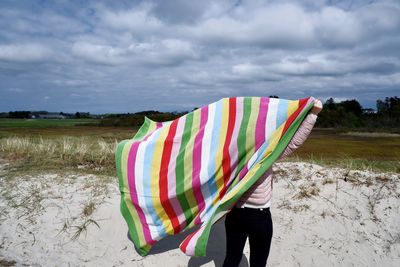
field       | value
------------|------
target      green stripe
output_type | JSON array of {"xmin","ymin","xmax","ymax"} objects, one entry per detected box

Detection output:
[
  {"xmin": 115, "ymin": 140, "xmax": 150, "ymax": 255},
  {"xmin": 116, "ymin": 140, "xmax": 129, "ymax": 192},
  {"xmin": 133, "ymin": 116, "xmax": 152, "ymax": 141},
  {"xmin": 232, "ymin": 97, "xmax": 252, "ymax": 186},
  {"xmin": 175, "ymin": 113, "xmax": 195, "ymax": 224}
]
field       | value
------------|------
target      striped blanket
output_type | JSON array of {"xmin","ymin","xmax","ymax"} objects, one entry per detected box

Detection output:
[{"xmin": 115, "ymin": 96, "xmax": 315, "ymax": 256}]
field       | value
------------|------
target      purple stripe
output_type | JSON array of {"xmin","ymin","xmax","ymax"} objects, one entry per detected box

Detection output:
[
  {"xmin": 238, "ymin": 164, "xmax": 248, "ymax": 181},
  {"xmin": 255, "ymin": 97, "xmax": 269, "ymax": 151},
  {"xmin": 192, "ymin": 107, "xmax": 209, "ymax": 225}
]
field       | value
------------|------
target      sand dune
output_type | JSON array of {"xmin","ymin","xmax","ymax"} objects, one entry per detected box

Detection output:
[{"xmin": 0, "ymin": 161, "xmax": 399, "ymax": 266}]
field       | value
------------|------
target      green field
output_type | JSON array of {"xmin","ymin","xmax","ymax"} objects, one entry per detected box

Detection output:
[{"xmin": 0, "ymin": 119, "xmax": 399, "ymax": 174}]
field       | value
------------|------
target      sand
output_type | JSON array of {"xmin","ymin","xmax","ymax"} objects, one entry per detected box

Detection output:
[{"xmin": 0, "ymin": 161, "xmax": 399, "ymax": 266}]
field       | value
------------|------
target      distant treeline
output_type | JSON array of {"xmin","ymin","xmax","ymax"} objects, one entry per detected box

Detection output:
[
  {"xmin": 98, "ymin": 110, "xmax": 188, "ymax": 127},
  {"xmin": 316, "ymin": 96, "xmax": 399, "ymax": 129},
  {"xmin": 98, "ymin": 96, "xmax": 400, "ymax": 129},
  {"xmin": 1, "ymin": 111, "xmax": 94, "ymax": 119},
  {"xmin": 2, "ymin": 96, "xmax": 399, "ymax": 130}
]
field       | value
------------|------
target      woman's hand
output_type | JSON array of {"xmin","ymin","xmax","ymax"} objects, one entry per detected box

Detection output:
[{"xmin": 311, "ymin": 99, "xmax": 323, "ymax": 115}]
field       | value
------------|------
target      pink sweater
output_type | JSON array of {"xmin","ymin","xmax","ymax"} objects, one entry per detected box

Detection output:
[{"xmin": 236, "ymin": 113, "xmax": 318, "ymax": 208}]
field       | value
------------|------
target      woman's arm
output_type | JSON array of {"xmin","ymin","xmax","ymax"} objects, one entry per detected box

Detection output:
[
  {"xmin": 278, "ymin": 99, "xmax": 322, "ymax": 160},
  {"xmin": 278, "ymin": 113, "xmax": 317, "ymax": 160}
]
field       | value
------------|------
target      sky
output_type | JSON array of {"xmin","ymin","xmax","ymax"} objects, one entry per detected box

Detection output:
[{"xmin": 0, "ymin": 0, "xmax": 399, "ymax": 113}]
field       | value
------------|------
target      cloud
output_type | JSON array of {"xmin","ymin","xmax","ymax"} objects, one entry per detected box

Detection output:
[
  {"xmin": 314, "ymin": 6, "xmax": 363, "ymax": 47},
  {"xmin": 71, "ymin": 39, "xmax": 197, "ymax": 65},
  {"xmin": 0, "ymin": 0, "xmax": 399, "ymax": 113},
  {"xmin": 0, "ymin": 44, "xmax": 53, "ymax": 62},
  {"xmin": 99, "ymin": 2, "xmax": 162, "ymax": 34},
  {"xmin": 231, "ymin": 63, "xmax": 282, "ymax": 81},
  {"xmin": 266, "ymin": 54, "xmax": 399, "ymax": 76},
  {"xmin": 186, "ymin": 4, "xmax": 316, "ymax": 47}
]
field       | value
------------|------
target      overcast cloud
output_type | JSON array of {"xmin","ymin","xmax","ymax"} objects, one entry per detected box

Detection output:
[{"xmin": 0, "ymin": 0, "xmax": 399, "ymax": 113}]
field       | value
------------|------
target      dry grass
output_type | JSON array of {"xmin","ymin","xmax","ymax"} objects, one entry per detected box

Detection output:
[
  {"xmin": 276, "ymin": 200, "xmax": 311, "ymax": 213},
  {"xmin": 82, "ymin": 201, "xmax": 95, "ymax": 217},
  {"xmin": 0, "ymin": 136, "xmax": 118, "ymax": 175},
  {"xmin": 286, "ymin": 153, "xmax": 399, "ymax": 174},
  {"xmin": 1, "ymin": 125, "xmax": 399, "ymax": 176},
  {"xmin": 0, "ymin": 182, "xmax": 45, "ymax": 224},
  {"xmin": 322, "ymin": 178, "xmax": 334, "ymax": 185},
  {"xmin": 290, "ymin": 128, "xmax": 400, "ymax": 173},
  {"xmin": 340, "ymin": 132, "xmax": 400, "ymax": 138},
  {"xmin": 294, "ymin": 184, "xmax": 320, "ymax": 199},
  {"xmin": 0, "ymin": 258, "xmax": 16, "ymax": 267},
  {"xmin": 71, "ymin": 218, "xmax": 100, "ymax": 240}
]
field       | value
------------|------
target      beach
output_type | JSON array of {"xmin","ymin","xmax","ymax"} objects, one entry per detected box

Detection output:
[{"xmin": 1, "ymin": 161, "xmax": 399, "ymax": 266}]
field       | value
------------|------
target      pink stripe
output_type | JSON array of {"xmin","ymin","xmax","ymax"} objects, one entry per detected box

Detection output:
[
  {"xmin": 192, "ymin": 107, "xmax": 209, "ymax": 225},
  {"xmin": 238, "ymin": 161, "xmax": 248, "ymax": 181},
  {"xmin": 255, "ymin": 97, "xmax": 269, "ymax": 150},
  {"xmin": 126, "ymin": 124, "xmax": 163, "ymax": 244},
  {"xmin": 127, "ymin": 142, "xmax": 154, "ymax": 244},
  {"xmin": 167, "ymin": 117, "xmax": 187, "ymax": 228}
]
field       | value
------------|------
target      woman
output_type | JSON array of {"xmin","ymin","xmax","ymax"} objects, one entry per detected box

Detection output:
[{"xmin": 223, "ymin": 99, "xmax": 323, "ymax": 267}]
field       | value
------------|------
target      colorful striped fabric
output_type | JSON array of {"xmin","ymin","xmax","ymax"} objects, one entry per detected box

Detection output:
[{"xmin": 115, "ymin": 96, "xmax": 315, "ymax": 257}]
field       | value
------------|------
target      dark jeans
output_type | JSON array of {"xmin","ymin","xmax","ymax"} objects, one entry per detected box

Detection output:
[{"xmin": 223, "ymin": 207, "xmax": 273, "ymax": 267}]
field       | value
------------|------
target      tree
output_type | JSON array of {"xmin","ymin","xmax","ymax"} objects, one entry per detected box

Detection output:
[
  {"xmin": 377, "ymin": 96, "xmax": 400, "ymax": 117},
  {"xmin": 377, "ymin": 99, "xmax": 389, "ymax": 114},
  {"xmin": 324, "ymin": 98, "xmax": 336, "ymax": 110},
  {"xmin": 339, "ymin": 99, "xmax": 363, "ymax": 117}
]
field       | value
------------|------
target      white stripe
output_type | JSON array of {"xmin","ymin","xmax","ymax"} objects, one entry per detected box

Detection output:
[
  {"xmin": 167, "ymin": 117, "xmax": 187, "ymax": 225},
  {"xmin": 265, "ymin": 98, "xmax": 278, "ymax": 140},
  {"xmin": 197, "ymin": 103, "xmax": 215, "ymax": 221},
  {"xmin": 135, "ymin": 130, "xmax": 160, "ymax": 239}
]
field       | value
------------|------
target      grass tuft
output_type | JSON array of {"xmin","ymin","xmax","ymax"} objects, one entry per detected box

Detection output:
[{"xmin": 82, "ymin": 201, "xmax": 95, "ymax": 217}]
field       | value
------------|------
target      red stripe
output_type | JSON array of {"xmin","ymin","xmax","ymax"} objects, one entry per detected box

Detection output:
[
  {"xmin": 219, "ymin": 97, "xmax": 236, "ymax": 199},
  {"xmin": 282, "ymin": 97, "xmax": 309, "ymax": 136},
  {"xmin": 179, "ymin": 231, "xmax": 195, "ymax": 253},
  {"xmin": 159, "ymin": 120, "xmax": 181, "ymax": 234}
]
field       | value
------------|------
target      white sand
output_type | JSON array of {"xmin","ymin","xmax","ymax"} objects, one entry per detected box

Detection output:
[{"xmin": 0, "ymin": 161, "xmax": 399, "ymax": 266}]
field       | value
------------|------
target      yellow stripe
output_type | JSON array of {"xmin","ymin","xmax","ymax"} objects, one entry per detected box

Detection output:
[
  {"xmin": 121, "ymin": 140, "xmax": 147, "ymax": 246},
  {"xmin": 287, "ymin": 100, "xmax": 299, "ymax": 117},
  {"xmin": 148, "ymin": 121, "xmax": 158, "ymax": 134},
  {"xmin": 150, "ymin": 122, "xmax": 173, "ymax": 233},
  {"xmin": 211, "ymin": 98, "xmax": 230, "ymax": 205},
  {"xmin": 245, "ymin": 97, "xmax": 260, "ymax": 160}
]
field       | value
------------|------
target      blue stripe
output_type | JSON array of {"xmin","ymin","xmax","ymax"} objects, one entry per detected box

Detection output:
[
  {"xmin": 207, "ymin": 100, "xmax": 222, "ymax": 203},
  {"xmin": 143, "ymin": 127, "xmax": 167, "ymax": 237},
  {"xmin": 253, "ymin": 139, "xmax": 271, "ymax": 166},
  {"xmin": 276, "ymin": 99, "xmax": 289, "ymax": 127}
]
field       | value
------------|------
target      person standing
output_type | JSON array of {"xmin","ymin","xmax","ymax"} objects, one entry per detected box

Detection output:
[{"xmin": 223, "ymin": 99, "xmax": 323, "ymax": 267}]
